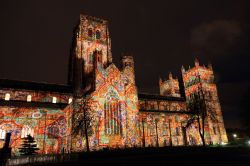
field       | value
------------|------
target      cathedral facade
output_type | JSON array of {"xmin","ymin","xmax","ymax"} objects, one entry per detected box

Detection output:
[{"xmin": 0, "ymin": 14, "xmax": 227, "ymax": 155}]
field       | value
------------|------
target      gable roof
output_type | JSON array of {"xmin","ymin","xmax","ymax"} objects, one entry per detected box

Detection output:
[{"xmin": 0, "ymin": 79, "xmax": 73, "ymax": 94}]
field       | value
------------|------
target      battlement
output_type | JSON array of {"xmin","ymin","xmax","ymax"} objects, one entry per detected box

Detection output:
[
  {"xmin": 80, "ymin": 14, "xmax": 108, "ymax": 24},
  {"xmin": 159, "ymin": 73, "xmax": 180, "ymax": 97},
  {"xmin": 181, "ymin": 58, "xmax": 213, "ymax": 74},
  {"xmin": 121, "ymin": 54, "xmax": 135, "ymax": 69}
]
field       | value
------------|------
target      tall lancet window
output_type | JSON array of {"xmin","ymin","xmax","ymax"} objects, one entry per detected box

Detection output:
[
  {"xmin": 88, "ymin": 28, "xmax": 93, "ymax": 37},
  {"xmin": 104, "ymin": 100, "xmax": 122, "ymax": 135},
  {"xmin": 96, "ymin": 30, "xmax": 101, "ymax": 39},
  {"xmin": 0, "ymin": 128, "xmax": 6, "ymax": 140}
]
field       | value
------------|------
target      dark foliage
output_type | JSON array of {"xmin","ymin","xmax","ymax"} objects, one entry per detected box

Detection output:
[
  {"xmin": 73, "ymin": 98, "xmax": 93, "ymax": 136},
  {"xmin": 72, "ymin": 98, "xmax": 94, "ymax": 152},
  {"xmin": 18, "ymin": 135, "xmax": 39, "ymax": 156},
  {"xmin": 186, "ymin": 75, "xmax": 219, "ymax": 146}
]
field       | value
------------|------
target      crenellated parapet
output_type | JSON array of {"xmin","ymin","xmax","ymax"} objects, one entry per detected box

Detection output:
[
  {"xmin": 182, "ymin": 58, "xmax": 228, "ymax": 144},
  {"xmin": 159, "ymin": 73, "xmax": 181, "ymax": 97}
]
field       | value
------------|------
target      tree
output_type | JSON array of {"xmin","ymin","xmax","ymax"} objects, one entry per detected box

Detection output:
[
  {"xmin": 73, "ymin": 97, "xmax": 94, "ymax": 152},
  {"xmin": 187, "ymin": 84, "xmax": 208, "ymax": 146},
  {"xmin": 19, "ymin": 135, "xmax": 39, "ymax": 156},
  {"xmin": 187, "ymin": 74, "xmax": 219, "ymax": 146}
]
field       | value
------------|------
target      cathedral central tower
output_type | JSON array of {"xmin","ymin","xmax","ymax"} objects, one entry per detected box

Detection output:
[{"xmin": 68, "ymin": 15, "xmax": 112, "ymax": 96}]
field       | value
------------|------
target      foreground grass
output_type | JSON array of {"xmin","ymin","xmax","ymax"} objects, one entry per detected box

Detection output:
[
  {"xmin": 6, "ymin": 146, "xmax": 250, "ymax": 166},
  {"xmin": 52, "ymin": 146, "xmax": 250, "ymax": 166}
]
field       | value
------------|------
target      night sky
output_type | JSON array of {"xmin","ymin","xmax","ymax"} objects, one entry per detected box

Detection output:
[{"xmin": 0, "ymin": 0, "xmax": 249, "ymax": 129}]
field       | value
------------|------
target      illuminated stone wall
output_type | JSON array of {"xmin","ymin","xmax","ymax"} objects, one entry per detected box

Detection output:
[
  {"xmin": 69, "ymin": 15, "xmax": 112, "ymax": 95},
  {"xmin": 71, "ymin": 54, "xmax": 140, "ymax": 151},
  {"xmin": 138, "ymin": 95, "xmax": 202, "ymax": 146},
  {"xmin": 182, "ymin": 59, "xmax": 228, "ymax": 144},
  {"xmin": 0, "ymin": 89, "xmax": 71, "ymax": 104},
  {"xmin": 0, "ymin": 14, "xmax": 228, "ymax": 156},
  {"xmin": 159, "ymin": 73, "xmax": 181, "ymax": 97},
  {"xmin": 139, "ymin": 112, "xmax": 191, "ymax": 147},
  {"xmin": 0, "ymin": 89, "xmax": 73, "ymax": 155}
]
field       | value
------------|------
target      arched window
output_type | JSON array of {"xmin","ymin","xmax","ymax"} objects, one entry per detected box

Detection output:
[
  {"xmin": 88, "ymin": 28, "xmax": 93, "ymax": 37},
  {"xmin": 162, "ymin": 118, "xmax": 168, "ymax": 136},
  {"xmin": 52, "ymin": 97, "xmax": 57, "ymax": 103},
  {"xmin": 27, "ymin": 95, "xmax": 32, "ymax": 102},
  {"xmin": 172, "ymin": 103, "xmax": 177, "ymax": 111},
  {"xmin": 48, "ymin": 126, "xmax": 59, "ymax": 138},
  {"xmin": 104, "ymin": 101, "xmax": 122, "ymax": 135},
  {"xmin": 68, "ymin": 98, "xmax": 73, "ymax": 104},
  {"xmin": 0, "ymin": 129, "xmax": 6, "ymax": 140},
  {"xmin": 21, "ymin": 126, "xmax": 34, "ymax": 138},
  {"xmin": 5, "ymin": 93, "xmax": 10, "ymax": 101},
  {"xmin": 96, "ymin": 30, "xmax": 101, "ymax": 39},
  {"xmin": 213, "ymin": 126, "xmax": 217, "ymax": 135},
  {"xmin": 89, "ymin": 53, "xmax": 93, "ymax": 64},
  {"xmin": 176, "ymin": 127, "xmax": 180, "ymax": 136}
]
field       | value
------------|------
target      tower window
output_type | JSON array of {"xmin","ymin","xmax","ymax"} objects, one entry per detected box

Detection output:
[
  {"xmin": 213, "ymin": 126, "xmax": 217, "ymax": 135},
  {"xmin": 96, "ymin": 30, "xmax": 101, "ymax": 39},
  {"xmin": 88, "ymin": 28, "xmax": 93, "ymax": 37},
  {"xmin": 52, "ymin": 97, "xmax": 57, "ymax": 103},
  {"xmin": 176, "ymin": 127, "xmax": 180, "ymax": 136},
  {"xmin": 0, "ymin": 129, "xmax": 6, "ymax": 140},
  {"xmin": 5, "ymin": 93, "xmax": 10, "ymax": 101},
  {"xmin": 27, "ymin": 95, "xmax": 32, "ymax": 102},
  {"xmin": 89, "ymin": 53, "xmax": 93, "ymax": 64},
  {"xmin": 68, "ymin": 98, "xmax": 73, "ymax": 104},
  {"xmin": 48, "ymin": 126, "xmax": 59, "ymax": 138}
]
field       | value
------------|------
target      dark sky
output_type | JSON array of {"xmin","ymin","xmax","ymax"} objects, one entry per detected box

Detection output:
[{"xmin": 0, "ymin": 0, "xmax": 249, "ymax": 129}]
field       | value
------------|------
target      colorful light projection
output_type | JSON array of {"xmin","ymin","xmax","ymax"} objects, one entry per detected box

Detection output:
[
  {"xmin": 0, "ymin": 15, "xmax": 228, "ymax": 156},
  {"xmin": 0, "ymin": 106, "xmax": 73, "ymax": 155},
  {"xmin": 159, "ymin": 73, "xmax": 181, "ymax": 97},
  {"xmin": 71, "ymin": 54, "xmax": 140, "ymax": 151},
  {"xmin": 0, "ymin": 89, "xmax": 73, "ymax": 155},
  {"xmin": 182, "ymin": 59, "xmax": 228, "ymax": 144}
]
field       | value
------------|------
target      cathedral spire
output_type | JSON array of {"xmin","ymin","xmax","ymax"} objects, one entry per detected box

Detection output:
[{"xmin": 208, "ymin": 62, "xmax": 213, "ymax": 70}]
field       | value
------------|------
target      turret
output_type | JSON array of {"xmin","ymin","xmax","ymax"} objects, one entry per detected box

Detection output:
[
  {"xmin": 195, "ymin": 58, "xmax": 199, "ymax": 67},
  {"xmin": 159, "ymin": 73, "xmax": 181, "ymax": 97},
  {"xmin": 121, "ymin": 54, "xmax": 136, "ymax": 85},
  {"xmin": 169, "ymin": 72, "xmax": 173, "ymax": 80},
  {"xmin": 121, "ymin": 54, "xmax": 135, "ymax": 71},
  {"xmin": 181, "ymin": 65, "xmax": 185, "ymax": 73},
  {"xmin": 107, "ymin": 28, "xmax": 113, "ymax": 65},
  {"xmin": 208, "ymin": 62, "xmax": 213, "ymax": 71},
  {"xmin": 159, "ymin": 77, "xmax": 163, "ymax": 85}
]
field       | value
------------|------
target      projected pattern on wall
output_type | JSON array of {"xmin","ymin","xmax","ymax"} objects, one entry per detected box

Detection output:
[{"xmin": 0, "ymin": 14, "xmax": 228, "ymax": 156}]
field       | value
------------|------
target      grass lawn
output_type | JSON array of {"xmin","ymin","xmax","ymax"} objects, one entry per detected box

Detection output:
[{"xmin": 46, "ymin": 146, "xmax": 250, "ymax": 166}]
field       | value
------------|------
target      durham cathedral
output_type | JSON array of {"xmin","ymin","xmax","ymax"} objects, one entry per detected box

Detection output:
[{"xmin": 0, "ymin": 14, "xmax": 228, "ymax": 155}]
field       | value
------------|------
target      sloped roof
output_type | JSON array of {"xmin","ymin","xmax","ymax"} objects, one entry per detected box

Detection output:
[
  {"xmin": 138, "ymin": 93, "xmax": 185, "ymax": 102},
  {"xmin": 0, "ymin": 79, "xmax": 73, "ymax": 94}
]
